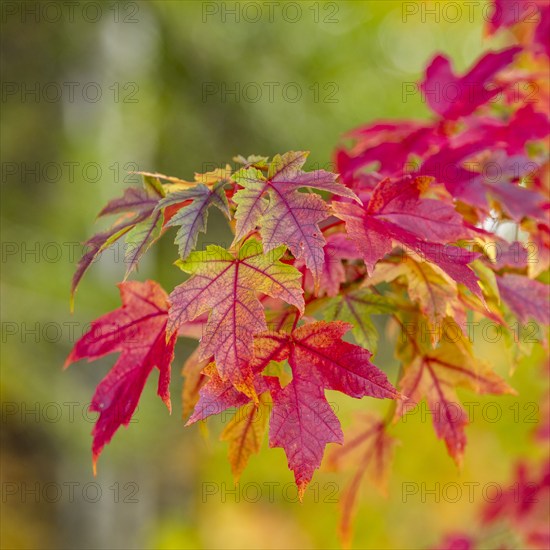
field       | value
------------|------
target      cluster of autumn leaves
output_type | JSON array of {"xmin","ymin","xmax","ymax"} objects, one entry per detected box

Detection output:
[
  {"xmin": 66, "ymin": 0, "xmax": 549, "ymax": 545},
  {"xmin": 67, "ymin": 152, "xmax": 406, "ymax": 493}
]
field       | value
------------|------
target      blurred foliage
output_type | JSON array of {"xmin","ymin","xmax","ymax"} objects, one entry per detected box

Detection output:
[{"xmin": 0, "ymin": 1, "xmax": 541, "ymax": 549}]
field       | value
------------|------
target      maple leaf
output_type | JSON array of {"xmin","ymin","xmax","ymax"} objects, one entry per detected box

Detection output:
[
  {"xmin": 332, "ymin": 175, "xmax": 471, "ymax": 272},
  {"xmin": 325, "ymin": 289, "xmax": 395, "ymax": 354},
  {"xmin": 335, "ymin": 120, "xmax": 445, "ymax": 185},
  {"xmin": 396, "ymin": 326, "xmax": 515, "ymax": 464},
  {"xmin": 232, "ymin": 151, "xmax": 360, "ymax": 285},
  {"xmin": 71, "ymin": 176, "xmax": 165, "ymax": 303},
  {"xmin": 361, "ymin": 175, "xmax": 467, "ymax": 239},
  {"xmin": 497, "ymin": 274, "xmax": 550, "ymax": 326},
  {"xmin": 332, "ymin": 176, "xmax": 482, "ymax": 298},
  {"xmin": 187, "ymin": 321, "xmax": 400, "ymax": 494},
  {"xmin": 420, "ymin": 47, "xmax": 521, "ymax": 119},
  {"xmin": 257, "ymin": 321, "xmax": 401, "ymax": 496},
  {"xmin": 64, "ymin": 280, "xmax": 176, "ymax": 471},
  {"xmin": 267, "ymin": 375, "xmax": 343, "ymax": 499},
  {"xmin": 157, "ymin": 180, "xmax": 230, "ymax": 260},
  {"xmin": 220, "ymin": 394, "xmax": 270, "ymax": 482},
  {"xmin": 168, "ymin": 239, "xmax": 304, "ymax": 396}
]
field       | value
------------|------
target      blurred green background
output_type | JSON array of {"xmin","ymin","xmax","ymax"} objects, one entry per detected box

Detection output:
[{"xmin": 1, "ymin": 1, "xmax": 545, "ymax": 549}]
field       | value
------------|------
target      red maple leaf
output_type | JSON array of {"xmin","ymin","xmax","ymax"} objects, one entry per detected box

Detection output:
[
  {"xmin": 332, "ymin": 175, "xmax": 481, "ymax": 299},
  {"xmin": 420, "ymin": 47, "xmax": 521, "ymax": 119},
  {"xmin": 187, "ymin": 321, "xmax": 400, "ymax": 496},
  {"xmin": 168, "ymin": 239, "xmax": 304, "ymax": 397},
  {"xmin": 497, "ymin": 274, "xmax": 550, "ymax": 325},
  {"xmin": 65, "ymin": 280, "xmax": 176, "ymax": 471},
  {"xmin": 232, "ymin": 151, "xmax": 360, "ymax": 285}
]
